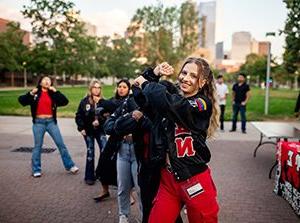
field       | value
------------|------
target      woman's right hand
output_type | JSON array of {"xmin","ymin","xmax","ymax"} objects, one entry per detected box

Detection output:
[
  {"xmin": 81, "ymin": 130, "xmax": 86, "ymax": 136},
  {"xmin": 153, "ymin": 62, "xmax": 174, "ymax": 77},
  {"xmin": 30, "ymin": 88, "xmax": 38, "ymax": 95}
]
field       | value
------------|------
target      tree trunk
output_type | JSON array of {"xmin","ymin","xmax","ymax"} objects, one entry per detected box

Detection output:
[
  {"xmin": 24, "ymin": 68, "xmax": 27, "ymax": 88},
  {"xmin": 11, "ymin": 72, "xmax": 15, "ymax": 87}
]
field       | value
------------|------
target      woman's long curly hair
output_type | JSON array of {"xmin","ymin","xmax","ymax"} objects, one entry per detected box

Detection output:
[{"xmin": 178, "ymin": 57, "xmax": 220, "ymax": 138}]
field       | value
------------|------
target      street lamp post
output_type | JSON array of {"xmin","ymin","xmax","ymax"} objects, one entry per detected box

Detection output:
[
  {"xmin": 23, "ymin": 61, "xmax": 27, "ymax": 88},
  {"xmin": 264, "ymin": 32, "xmax": 276, "ymax": 115}
]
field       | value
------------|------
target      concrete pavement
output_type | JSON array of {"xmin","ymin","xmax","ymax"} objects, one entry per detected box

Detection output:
[{"xmin": 0, "ymin": 116, "xmax": 299, "ymax": 223}]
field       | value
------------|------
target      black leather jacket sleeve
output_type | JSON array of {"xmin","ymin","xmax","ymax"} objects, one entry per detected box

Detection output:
[
  {"xmin": 114, "ymin": 112, "xmax": 152, "ymax": 136},
  {"xmin": 51, "ymin": 91, "xmax": 69, "ymax": 106},
  {"xmin": 103, "ymin": 104, "xmax": 123, "ymax": 136},
  {"xmin": 18, "ymin": 92, "xmax": 34, "ymax": 106},
  {"xmin": 75, "ymin": 99, "xmax": 85, "ymax": 132},
  {"xmin": 104, "ymin": 97, "xmax": 152, "ymax": 137},
  {"xmin": 142, "ymin": 82, "xmax": 212, "ymax": 133}
]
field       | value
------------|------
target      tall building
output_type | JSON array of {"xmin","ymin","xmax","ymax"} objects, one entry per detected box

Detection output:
[
  {"xmin": 250, "ymin": 39, "xmax": 269, "ymax": 57},
  {"xmin": 215, "ymin": 41, "xmax": 224, "ymax": 59},
  {"xmin": 231, "ymin": 31, "xmax": 252, "ymax": 63},
  {"xmin": 198, "ymin": 1, "xmax": 216, "ymax": 59},
  {"xmin": 251, "ymin": 38, "xmax": 259, "ymax": 55},
  {"xmin": 83, "ymin": 21, "xmax": 97, "ymax": 37},
  {"xmin": 258, "ymin": 41, "xmax": 269, "ymax": 56}
]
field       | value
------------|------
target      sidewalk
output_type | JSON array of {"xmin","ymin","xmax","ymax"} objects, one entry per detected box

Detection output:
[{"xmin": 0, "ymin": 116, "xmax": 299, "ymax": 223}]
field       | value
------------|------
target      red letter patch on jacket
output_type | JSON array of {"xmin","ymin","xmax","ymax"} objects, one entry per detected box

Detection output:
[{"xmin": 175, "ymin": 136, "xmax": 195, "ymax": 157}]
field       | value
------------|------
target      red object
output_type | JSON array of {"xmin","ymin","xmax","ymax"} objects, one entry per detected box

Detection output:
[
  {"xmin": 149, "ymin": 168, "xmax": 219, "ymax": 223},
  {"xmin": 36, "ymin": 91, "xmax": 53, "ymax": 116},
  {"xmin": 274, "ymin": 141, "xmax": 300, "ymax": 216}
]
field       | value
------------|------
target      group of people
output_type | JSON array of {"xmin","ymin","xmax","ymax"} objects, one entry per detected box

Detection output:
[
  {"xmin": 19, "ymin": 57, "xmax": 227, "ymax": 223},
  {"xmin": 215, "ymin": 73, "xmax": 251, "ymax": 134}
]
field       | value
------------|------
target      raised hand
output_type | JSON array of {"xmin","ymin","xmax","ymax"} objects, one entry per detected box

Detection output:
[
  {"xmin": 154, "ymin": 62, "xmax": 174, "ymax": 76},
  {"xmin": 133, "ymin": 76, "xmax": 147, "ymax": 88},
  {"xmin": 48, "ymin": 86, "xmax": 57, "ymax": 92},
  {"xmin": 30, "ymin": 88, "xmax": 38, "ymax": 95}
]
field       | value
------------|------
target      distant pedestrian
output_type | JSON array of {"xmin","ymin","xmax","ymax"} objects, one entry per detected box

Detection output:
[
  {"xmin": 216, "ymin": 75, "xmax": 229, "ymax": 131},
  {"xmin": 230, "ymin": 73, "xmax": 251, "ymax": 134},
  {"xmin": 18, "ymin": 76, "xmax": 79, "ymax": 178}
]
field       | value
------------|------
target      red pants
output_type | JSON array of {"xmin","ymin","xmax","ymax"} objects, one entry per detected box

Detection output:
[{"xmin": 148, "ymin": 168, "xmax": 219, "ymax": 223}]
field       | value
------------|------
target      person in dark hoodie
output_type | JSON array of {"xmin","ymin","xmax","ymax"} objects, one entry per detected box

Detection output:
[
  {"xmin": 18, "ymin": 75, "xmax": 79, "ymax": 178},
  {"xmin": 75, "ymin": 79, "xmax": 113, "ymax": 185}
]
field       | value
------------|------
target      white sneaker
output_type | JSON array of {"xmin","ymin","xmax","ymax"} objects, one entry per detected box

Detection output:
[
  {"xmin": 119, "ymin": 215, "xmax": 128, "ymax": 223},
  {"xmin": 33, "ymin": 172, "xmax": 41, "ymax": 178},
  {"xmin": 69, "ymin": 166, "xmax": 79, "ymax": 174}
]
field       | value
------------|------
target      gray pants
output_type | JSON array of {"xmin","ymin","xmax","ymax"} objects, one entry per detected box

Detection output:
[{"xmin": 117, "ymin": 142, "xmax": 142, "ymax": 217}]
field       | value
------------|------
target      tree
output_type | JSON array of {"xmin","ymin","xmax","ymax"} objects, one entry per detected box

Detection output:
[
  {"xmin": 0, "ymin": 22, "xmax": 29, "ymax": 86},
  {"xmin": 27, "ymin": 42, "xmax": 53, "ymax": 75},
  {"xmin": 240, "ymin": 54, "xmax": 267, "ymax": 81},
  {"xmin": 239, "ymin": 53, "xmax": 287, "ymax": 86},
  {"xmin": 109, "ymin": 37, "xmax": 138, "ymax": 79},
  {"xmin": 282, "ymin": 0, "xmax": 300, "ymax": 76},
  {"xmin": 131, "ymin": 3, "xmax": 180, "ymax": 66},
  {"xmin": 22, "ymin": 0, "xmax": 81, "ymax": 77},
  {"xmin": 179, "ymin": 1, "xmax": 199, "ymax": 56}
]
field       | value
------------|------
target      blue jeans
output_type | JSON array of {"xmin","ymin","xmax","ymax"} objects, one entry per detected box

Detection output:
[
  {"xmin": 117, "ymin": 142, "xmax": 142, "ymax": 217},
  {"xmin": 32, "ymin": 118, "xmax": 75, "ymax": 174},
  {"xmin": 232, "ymin": 103, "xmax": 247, "ymax": 131},
  {"xmin": 83, "ymin": 133, "xmax": 107, "ymax": 181}
]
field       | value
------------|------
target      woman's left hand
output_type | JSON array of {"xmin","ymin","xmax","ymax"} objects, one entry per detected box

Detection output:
[
  {"xmin": 134, "ymin": 76, "xmax": 147, "ymax": 88},
  {"xmin": 132, "ymin": 110, "xmax": 143, "ymax": 121},
  {"xmin": 92, "ymin": 120, "xmax": 99, "ymax": 127}
]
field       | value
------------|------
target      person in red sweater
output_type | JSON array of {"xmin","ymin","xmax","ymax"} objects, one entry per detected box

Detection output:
[{"xmin": 19, "ymin": 76, "xmax": 79, "ymax": 178}]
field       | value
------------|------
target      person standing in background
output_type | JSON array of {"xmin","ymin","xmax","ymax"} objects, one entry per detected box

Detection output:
[
  {"xmin": 18, "ymin": 76, "xmax": 79, "ymax": 177},
  {"xmin": 216, "ymin": 75, "xmax": 229, "ymax": 131},
  {"xmin": 230, "ymin": 73, "xmax": 251, "ymax": 134},
  {"xmin": 75, "ymin": 79, "xmax": 109, "ymax": 185},
  {"xmin": 94, "ymin": 79, "xmax": 131, "ymax": 202}
]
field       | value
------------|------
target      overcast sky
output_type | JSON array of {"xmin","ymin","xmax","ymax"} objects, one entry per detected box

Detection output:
[{"xmin": 0, "ymin": 0, "xmax": 287, "ymax": 59}]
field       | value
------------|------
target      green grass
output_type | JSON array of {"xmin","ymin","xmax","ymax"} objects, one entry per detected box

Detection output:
[
  {"xmin": 224, "ymin": 87, "xmax": 298, "ymax": 121},
  {"xmin": 0, "ymin": 85, "xmax": 115, "ymax": 118},
  {"xmin": 0, "ymin": 86, "xmax": 298, "ymax": 120}
]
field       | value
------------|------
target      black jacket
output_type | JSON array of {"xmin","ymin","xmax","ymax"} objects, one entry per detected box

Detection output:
[
  {"xmin": 95, "ymin": 96, "xmax": 127, "ymax": 185},
  {"xmin": 75, "ymin": 96, "xmax": 118, "ymax": 136},
  {"xmin": 140, "ymin": 69, "xmax": 212, "ymax": 181},
  {"xmin": 104, "ymin": 96, "xmax": 153, "ymax": 160},
  {"xmin": 18, "ymin": 89, "xmax": 68, "ymax": 123}
]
